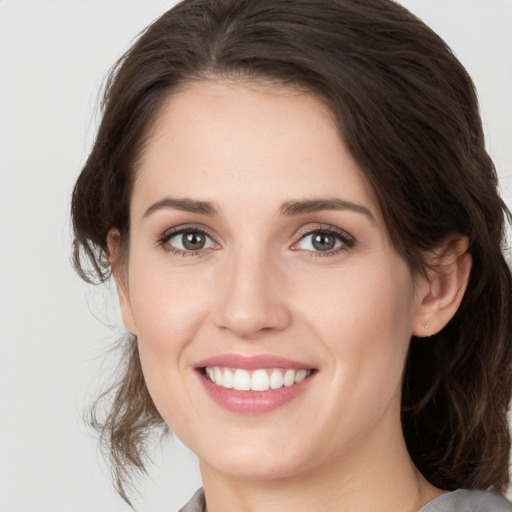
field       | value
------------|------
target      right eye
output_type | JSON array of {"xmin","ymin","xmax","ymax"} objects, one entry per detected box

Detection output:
[{"xmin": 162, "ymin": 229, "xmax": 216, "ymax": 254}]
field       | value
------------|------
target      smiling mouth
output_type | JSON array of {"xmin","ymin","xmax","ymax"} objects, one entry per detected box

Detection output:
[{"xmin": 202, "ymin": 367, "xmax": 314, "ymax": 392}]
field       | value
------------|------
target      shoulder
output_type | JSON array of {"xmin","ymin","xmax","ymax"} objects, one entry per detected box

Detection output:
[
  {"xmin": 420, "ymin": 490, "xmax": 512, "ymax": 512},
  {"xmin": 178, "ymin": 488, "xmax": 512, "ymax": 512},
  {"xmin": 178, "ymin": 488, "xmax": 205, "ymax": 512}
]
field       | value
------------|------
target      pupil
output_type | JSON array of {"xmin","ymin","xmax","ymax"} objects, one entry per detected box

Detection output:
[
  {"xmin": 183, "ymin": 231, "xmax": 205, "ymax": 250},
  {"xmin": 312, "ymin": 232, "xmax": 335, "ymax": 251}
]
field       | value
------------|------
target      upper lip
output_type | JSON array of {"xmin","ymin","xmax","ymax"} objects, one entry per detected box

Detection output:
[{"xmin": 195, "ymin": 354, "xmax": 314, "ymax": 371}]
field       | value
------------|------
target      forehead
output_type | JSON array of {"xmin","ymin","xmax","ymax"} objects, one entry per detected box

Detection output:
[{"xmin": 133, "ymin": 80, "xmax": 378, "ymax": 218}]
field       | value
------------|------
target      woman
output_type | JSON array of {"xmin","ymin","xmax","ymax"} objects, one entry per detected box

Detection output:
[{"xmin": 71, "ymin": 0, "xmax": 512, "ymax": 510}]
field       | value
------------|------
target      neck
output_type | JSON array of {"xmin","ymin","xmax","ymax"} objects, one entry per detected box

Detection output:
[{"xmin": 199, "ymin": 414, "xmax": 442, "ymax": 512}]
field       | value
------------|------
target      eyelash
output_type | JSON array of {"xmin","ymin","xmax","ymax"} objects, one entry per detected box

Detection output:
[
  {"xmin": 158, "ymin": 225, "xmax": 218, "ymax": 257},
  {"xmin": 292, "ymin": 225, "xmax": 356, "ymax": 257},
  {"xmin": 157, "ymin": 224, "xmax": 356, "ymax": 257}
]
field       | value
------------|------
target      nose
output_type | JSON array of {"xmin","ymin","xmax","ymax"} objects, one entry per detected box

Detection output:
[{"xmin": 213, "ymin": 249, "xmax": 292, "ymax": 339}]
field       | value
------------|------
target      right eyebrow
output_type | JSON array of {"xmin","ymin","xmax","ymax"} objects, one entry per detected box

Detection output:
[{"xmin": 143, "ymin": 197, "xmax": 219, "ymax": 218}]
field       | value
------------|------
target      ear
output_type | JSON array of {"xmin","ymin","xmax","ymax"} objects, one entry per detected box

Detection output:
[
  {"xmin": 107, "ymin": 229, "xmax": 138, "ymax": 336},
  {"xmin": 412, "ymin": 236, "xmax": 472, "ymax": 338}
]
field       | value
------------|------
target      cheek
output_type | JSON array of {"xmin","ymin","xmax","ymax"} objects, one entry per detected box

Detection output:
[
  {"xmin": 126, "ymin": 257, "xmax": 213, "ymax": 361},
  {"xmin": 125, "ymin": 260, "xmax": 214, "ymax": 424},
  {"xmin": 299, "ymin": 260, "xmax": 414, "ymax": 394},
  {"xmin": 302, "ymin": 266, "xmax": 414, "ymax": 449},
  {"xmin": 300, "ymin": 259, "xmax": 413, "ymax": 335}
]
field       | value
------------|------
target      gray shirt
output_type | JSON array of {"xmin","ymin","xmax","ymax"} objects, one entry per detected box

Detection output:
[
  {"xmin": 419, "ymin": 489, "xmax": 512, "ymax": 511},
  {"xmin": 179, "ymin": 488, "xmax": 512, "ymax": 512}
]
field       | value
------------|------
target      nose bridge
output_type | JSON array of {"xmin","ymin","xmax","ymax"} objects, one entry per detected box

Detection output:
[{"xmin": 214, "ymin": 240, "xmax": 290, "ymax": 338}]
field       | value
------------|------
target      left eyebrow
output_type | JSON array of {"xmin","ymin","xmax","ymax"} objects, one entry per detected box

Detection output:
[{"xmin": 280, "ymin": 198, "xmax": 376, "ymax": 223}]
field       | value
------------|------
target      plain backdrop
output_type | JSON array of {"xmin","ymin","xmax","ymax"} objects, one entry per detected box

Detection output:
[{"xmin": 0, "ymin": 1, "xmax": 511, "ymax": 511}]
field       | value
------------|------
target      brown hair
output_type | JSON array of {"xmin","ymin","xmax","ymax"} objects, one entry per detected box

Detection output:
[{"xmin": 71, "ymin": 0, "xmax": 512, "ymax": 504}]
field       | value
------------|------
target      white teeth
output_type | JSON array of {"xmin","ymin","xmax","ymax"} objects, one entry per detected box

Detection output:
[
  {"xmin": 233, "ymin": 369, "xmax": 251, "ymax": 391},
  {"xmin": 223, "ymin": 369, "xmax": 234, "ymax": 389},
  {"xmin": 283, "ymin": 369, "xmax": 295, "ymax": 387},
  {"xmin": 214, "ymin": 367, "xmax": 223, "ymax": 387},
  {"xmin": 205, "ymin": 367, "xmax": 312, "ymax": 392},
  {"xmin": 295, "ymin": 369, "xmax": 307, "ymax": 383},
  {"xmin": 251, "ymin": 369, "xmax": 270, "ymax": 391},
  {"xmin": 269, "ymin": 369, "xmax": 284, "ymax": 389}
]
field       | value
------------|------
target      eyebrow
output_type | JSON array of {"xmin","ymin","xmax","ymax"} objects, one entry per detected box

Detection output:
[
  {"xmin": 143, "ymin": 197, "xmax": 219, "ymax": 218},
  {"xmin": 280, "ymin": 198, "xmax": 375, "ymax": 222},
  {"xmin": 143, "ymin": 196, "xmax": 375, "ymax": 222}
]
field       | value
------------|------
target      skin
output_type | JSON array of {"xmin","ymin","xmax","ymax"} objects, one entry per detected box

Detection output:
[{"xmin": 109, "ymin": 80, "xmax": 471, "ymax": 512}]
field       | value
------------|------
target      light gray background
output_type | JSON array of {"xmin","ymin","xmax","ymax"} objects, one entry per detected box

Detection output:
[{"xmin": 0, "ymin": 1, "xmax": 511, "ymax": 511}]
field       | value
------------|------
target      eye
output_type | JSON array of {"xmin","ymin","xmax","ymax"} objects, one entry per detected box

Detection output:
[
  {"xmin": 292, "ymin": 228, "xmax": 354, "ymax": 254},
  {"xmin": 162, "ymin": 228, "xmax": 216, "ymax": 253}
]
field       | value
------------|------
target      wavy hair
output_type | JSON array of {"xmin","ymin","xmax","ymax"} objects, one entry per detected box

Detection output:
[{"xmin": 71, "ymin": 0, "xmax": 512, "ymax": 504}]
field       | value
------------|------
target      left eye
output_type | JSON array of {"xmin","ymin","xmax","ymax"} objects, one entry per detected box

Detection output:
[
  {"xmin": 166, "ymin": 230, "xmax": 215, "ymax": 251},
  {"xmin": 295, "ymin": 230, "xmax": 345, "ymax": 252}
]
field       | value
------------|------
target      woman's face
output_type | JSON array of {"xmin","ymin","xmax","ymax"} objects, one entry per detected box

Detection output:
[{"xmin": 117, "ymin": 81, "xmax": 428, "ymax": 481}]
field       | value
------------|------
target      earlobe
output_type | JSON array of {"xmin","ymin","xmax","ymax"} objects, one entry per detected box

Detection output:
[
  {"xmin": 107, "ymin": 229, "xmax": 138, "ymax": 336},
  {"xmin": 412, "ymin": 237, "xmax": 472, "ymax": 337}
]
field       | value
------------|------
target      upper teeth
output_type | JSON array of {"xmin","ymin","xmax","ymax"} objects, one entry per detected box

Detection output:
[{"xmin": 205, "ymin": 367, "xmax": 311, "ymax": 391}]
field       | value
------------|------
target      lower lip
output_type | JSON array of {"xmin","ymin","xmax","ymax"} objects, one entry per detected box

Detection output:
[{"xmin": 198, "ymin": 372, "xmax": 314, "ymax": 414}]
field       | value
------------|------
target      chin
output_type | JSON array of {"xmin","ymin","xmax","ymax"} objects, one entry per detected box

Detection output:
[
  {"xmin": 191, "ymin": 430, "xmax": 312, "ymax": 481},
  {"xmin": 205, "ymin": 454, "xmax": 305, "ymax": 481}
]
